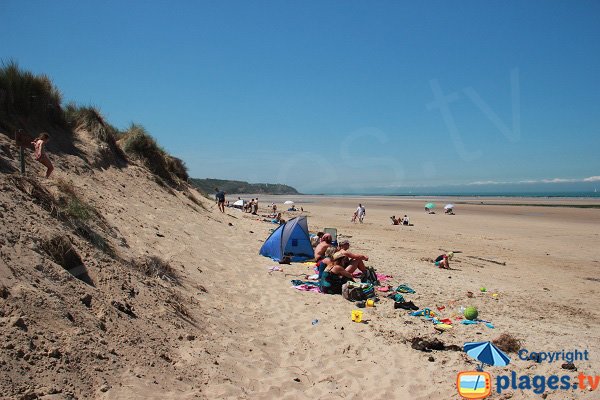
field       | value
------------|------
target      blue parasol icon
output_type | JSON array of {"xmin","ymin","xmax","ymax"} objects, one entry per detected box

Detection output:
[
  {"xmin": 464, "ymin": 341, "xmax": 510, "ymax": 392},
  {"xmin": 464, "ymin": 341, "xmax": 510, "ymax": 370}
]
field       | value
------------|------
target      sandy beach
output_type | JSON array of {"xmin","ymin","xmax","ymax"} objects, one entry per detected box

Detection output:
[
  {"xmin": 2, "ymin": 135, "xmax": 599, "ymax": 398},
  {"xmin": 205, "ymin": 194, "xmax": 600, "ymax": 399}
]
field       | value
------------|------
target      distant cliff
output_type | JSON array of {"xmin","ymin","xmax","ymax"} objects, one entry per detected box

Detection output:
[{"xmin": 190, "ymin": 178, "xmax": 301, "ymax": 195}]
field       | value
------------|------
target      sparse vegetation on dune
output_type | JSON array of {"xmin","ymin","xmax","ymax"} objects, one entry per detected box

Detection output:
[
  {"xmin": 1, "ymin": 62, "xmax": 188, "ymax": 186},
  {"xmin": 0, "ymin": 63, "xmax": 210, "ymax": 399},
  {"xmin": 0, "ymin": 60, "xmax": 65, "ymax": 132},
  {"xmin": 131, "ymin": 255, "xmax": 181, "ymax": 285},
  {"xmin": 119, "ymin": 123, "xmax": 188, "ymax": 185}
]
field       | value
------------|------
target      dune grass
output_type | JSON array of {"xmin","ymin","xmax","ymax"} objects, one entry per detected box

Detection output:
[
  {"xmin": 119, "ymin": 123, "xmax": 188, "ymax": 185},
  {"xmin": 0, "ymin": 60, "xmax": 65, "ymax": 131},
  {"xmin": 2, "ymin": 63, "xmax": 188, "ymax": 188}
]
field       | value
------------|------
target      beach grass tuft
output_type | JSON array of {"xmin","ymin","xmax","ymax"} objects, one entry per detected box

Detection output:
[
  {"xmin": 0, "ymin": 60, "xmax": 65, "ymax": 131},
  {"xmin": 119, "ymin": 123, "xmax": 188, "ymax": 185},
  {"xmin": 132, "ymin": 256, "xmax": 180, "ymax": 285}
]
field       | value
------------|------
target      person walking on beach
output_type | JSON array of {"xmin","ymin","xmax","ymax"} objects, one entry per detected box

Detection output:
[
  {"xmin": 358, "ymin": 204, "xmax": 366, "ymax": 223},
  {"xmin": 31, "ymin": 132, "xmax": 54, "ymax": 178},
  {"xmin": 215, "ymin": 188, "xmax": 226, "ymax": 213}
]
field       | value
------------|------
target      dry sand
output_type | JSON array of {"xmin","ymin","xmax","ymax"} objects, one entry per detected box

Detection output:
[{"xmin": 1, "ymin": 128, "xmax": 599, "ymax": 399}]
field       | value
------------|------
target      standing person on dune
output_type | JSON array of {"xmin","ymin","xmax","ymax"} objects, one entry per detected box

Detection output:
[
  {"xmin": 31, "ymin": 132, "xmax": 54, "ymax": 178},
  {"xmin": 215, "ymin": 188, "xmax": 226, "ymax": 213}
]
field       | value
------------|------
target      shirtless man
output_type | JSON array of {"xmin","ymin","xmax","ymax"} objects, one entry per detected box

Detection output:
[
  {"xmin": 337, "ymin": 239, "xmax": 368, "ymax": 274},
  {"xmin": 313, "ymin": 233, "xmax": 332, "ymax": 262}
]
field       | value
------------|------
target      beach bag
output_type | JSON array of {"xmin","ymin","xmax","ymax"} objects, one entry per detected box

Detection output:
[
  {"xmin": 342, "ymin": 282, "xmax": 376, "ymax": 301},
  {"xmin": 342, "ymin": 282, "xmax": 366, "ymax": 301},
  {"xmin": 361, "ymin": 267, "xmax": 380, "ymax": 286}
]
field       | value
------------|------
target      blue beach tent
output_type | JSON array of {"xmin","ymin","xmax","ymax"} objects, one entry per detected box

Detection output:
[{"xmin": 259, "ymin": 216, "xmax": 313, "ymax": 262}]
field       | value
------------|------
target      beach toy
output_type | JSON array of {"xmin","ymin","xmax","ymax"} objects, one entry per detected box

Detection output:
[
  {"xmin": 411, "ymin": 308, "xmax": 435, "ymax": 318},
  {"xmin": 480, "ymin": 287, "xmax": 487, "ymax": 292},
  {"xmin": 366, "ymin": 299, "xmax": 375, "ymax": 307},
  {"xmin": 351, "ymin": 310, "xmax": 363, "ymax": 323},
  {"xmin": 492, "ymin": 293, "xmax": 498, "ymax": 299},
  {"xmin": 434, "ymin": 324, "xmax": 453, "ymax": 332},
  {"xmin": 464, "ymin": 306, "xmax": 479, "ymax": 320}
]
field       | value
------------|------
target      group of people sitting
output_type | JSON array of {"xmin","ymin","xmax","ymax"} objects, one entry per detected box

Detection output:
[
  {"xmin": 390, "ymin": 215, "xmax": 410, "ymax": 225},
  {"xmin": 263, "ymin": 212, "xmax": 285, "ymax": 225},
  {"xmin": 312, "ymin": 233, "xmax": 370, "ymax": 295}
]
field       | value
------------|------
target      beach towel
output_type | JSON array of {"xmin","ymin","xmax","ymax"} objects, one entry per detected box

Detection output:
[
  {"xmin": 376, "ymin": 273, "xmax": 392, "ymax": 282},
  {"xmin": 395, "ymin": 284, "xmax": 416, "ymax": 294},
  {"xmin": 292, "ymin": 284, "xmax": 321, "ymax": 293},
  {"xmin": 388, "ymin": 293, "xmax": 405, "ymax": 303}
]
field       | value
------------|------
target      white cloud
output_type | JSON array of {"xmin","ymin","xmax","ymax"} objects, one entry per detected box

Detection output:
[
  {"xmin": 467, "ymin": 176, "xmax": 600, "ymax": 186},
  {"xmin": 583, "ymin": 176, "xmax": 600, "ymax": 182}
]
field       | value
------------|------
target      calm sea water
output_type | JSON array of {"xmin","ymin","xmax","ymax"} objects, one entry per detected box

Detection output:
[{"xmin": 327, "ymin": 192, "xmax": 600, "ymax": 199}]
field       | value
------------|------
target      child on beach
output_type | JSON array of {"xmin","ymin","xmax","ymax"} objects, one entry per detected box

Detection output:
[
  {"xmin": 31, "ymin": 132, "xmax": 54, "ymax": 178},
  {"xmin": 434, "ymin": 252, "xmax": 454, "ymax": 269}
]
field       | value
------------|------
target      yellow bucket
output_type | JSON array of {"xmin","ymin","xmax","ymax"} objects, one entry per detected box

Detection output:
[
  {"xmin": 366, "ymin": 299, "xmax": 375, "ymax": 307},
  {"xmin": 351, "ymin": 309, "xmax": 363, "ymax": 323}
]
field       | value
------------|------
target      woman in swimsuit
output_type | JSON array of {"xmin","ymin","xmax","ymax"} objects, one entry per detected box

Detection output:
[
  {"xmin": 319, "ymin": 251, "xmax": 356, "ymax": 294},
  {"xmin": 31, "ymin": 132, "xmax": 54, "ymax": 178}
]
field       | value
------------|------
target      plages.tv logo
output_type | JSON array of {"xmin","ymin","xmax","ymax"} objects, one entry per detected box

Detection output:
[{"xmin": 456, "ymin": 371, "xmax": 492, "ymax": 399}]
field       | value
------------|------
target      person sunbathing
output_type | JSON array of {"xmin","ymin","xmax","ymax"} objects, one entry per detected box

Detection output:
[
  {"xmin": 337, "ymin": 240, "xmax": 368, "ymax": 274},
  {"xmin": 319, "ymin": 251, "xmax": 356, "ymax": 295},
  {"xmin": 402, "ymin": 215, "xmax": 410, "ymax": 225},
  {"xmin": 390, "ymin": 216, "xmax": 400, "ymax": 225},
  {"xmin": 313, "ymin": 233, "xmax": 332, "ymax": 262}
]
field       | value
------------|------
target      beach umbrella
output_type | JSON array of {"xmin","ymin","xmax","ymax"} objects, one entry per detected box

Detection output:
[
  {"xmin": 464, "ymin": 341, "xmax": 510, "ymax": 368},
  {"xmin": 284, "ymin": 200, "xmax": 294, "ymax": 205},
  {"xmin": 425, "ymin": 202, "xmax": 436, "ymax": 209},
  {"xmin": 444, "ymin": 204, "xmax": 454, "ymax": 210}
]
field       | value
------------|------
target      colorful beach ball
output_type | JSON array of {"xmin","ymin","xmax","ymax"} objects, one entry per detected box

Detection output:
[{"xmin": 464, "ymin": 306, "xmax": 479, "ymax": 320}]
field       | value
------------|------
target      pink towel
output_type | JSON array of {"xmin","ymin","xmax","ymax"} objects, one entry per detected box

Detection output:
[{"xmin": 292, "ymin": 285, "xmax": 321, "ymax": 293}]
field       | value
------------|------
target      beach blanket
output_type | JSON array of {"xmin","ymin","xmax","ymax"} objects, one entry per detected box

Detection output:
[{"xmin": 292, "ymin": 284, "xmax": 321, "ymax": 293}]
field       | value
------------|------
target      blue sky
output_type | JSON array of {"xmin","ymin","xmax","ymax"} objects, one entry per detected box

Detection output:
[{"xmin": 2, "ymin": 1, "xmax": 599, "ymax": 193}]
